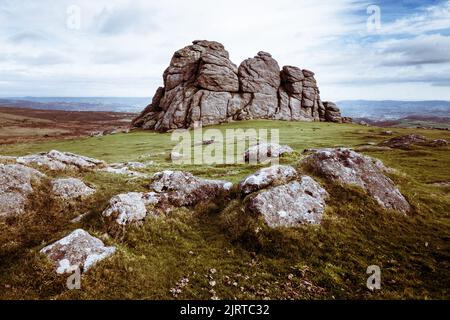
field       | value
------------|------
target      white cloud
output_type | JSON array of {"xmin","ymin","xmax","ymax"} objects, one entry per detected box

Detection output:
[
  {"xmin": 378, "ymin": 0, "xmax": 450, "ymax": 36},
  {"xmin": 0, "ymin": 0, "xmax": 449, "ymax": 100}
]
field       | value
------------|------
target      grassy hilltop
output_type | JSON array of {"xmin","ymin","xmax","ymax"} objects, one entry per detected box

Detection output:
[{"xmin": 1, "ymin": 120, "xmax": 449, "ymax": 299}]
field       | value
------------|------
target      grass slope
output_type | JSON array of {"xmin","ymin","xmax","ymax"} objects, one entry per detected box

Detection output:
[{"xmin": 0, "ymin": 121, "xmax": 449, "ymax": 300}]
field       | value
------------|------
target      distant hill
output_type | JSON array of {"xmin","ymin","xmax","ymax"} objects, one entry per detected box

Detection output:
[
  {"xmin": 0, "ymin": 97, "xmax": 149, "ymax": 113},
  {"xmin": 337, "ymin": 100, "xmax": 450, "ymax": 120},
  {"xmin": 1, "ymin": 98, "xmax": 450, "ymax": 129}
]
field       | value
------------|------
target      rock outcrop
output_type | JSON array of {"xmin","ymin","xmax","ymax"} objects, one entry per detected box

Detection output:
[
  {"xmin": 244, "ymin": 143, "xmax": 295, "ymax": 163},
  {"xmin": 51, "ymin": 178, "xmax": 96, "ymax": 200},
  {"xmin": 246, "ymin": 176, "xmax": 329, "ymax": 227},
  {"xmin": 301, "ymin": 148, "xmax": 411, "ymax": 213},
  {"xmin": 102, "ymin": 192, "xmax": 161, "ymax": 225},
  {"xmin": 132, "ymin": 40, "xmax": 342, "ymax": 131},
  {"xmin": 103, "ymin": 171, "xmax": 233, "ymax": 225},
  {"xmin": 101, "ymin": 162, "xmax": 149, "ymax": 178},
  {"xmin": 17, "ymin": 150, "xmax": 106, "ymax": 171},
  {"xmin": 149, "ymin": 171, "xmax": 232, "ymax": 207},
  {"xmin": 40, "ymin": 229, "xmax": 116, "ymax": 274},
  {"xmin": 380, "ymin": 134, "xmax": 448, "ymax": 149},
  {"xmin": 238, "ymin": 165, "xmax": 329, "ymax": 227},
  {"xmin": 239, "ymin": 165, "xmax": 297, "ymax": 197},
  {"xmin": 0, "ymin": 164, "xmax": 45, "ymax": 217},
  {"xmin": 323, "ymin": 102, "xmax": 342, "ymax": 123}
]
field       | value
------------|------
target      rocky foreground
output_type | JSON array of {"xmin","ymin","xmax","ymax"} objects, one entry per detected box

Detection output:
[
  {"xmin": 132, "ymin": 40, "xmax": 347, "ymax": 132},
  {"xmin": 0, "ymin": 142, "xmax": 416, "ymax": 276}
]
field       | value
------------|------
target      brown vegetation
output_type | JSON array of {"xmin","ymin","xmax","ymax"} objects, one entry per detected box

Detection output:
[{"xmin": 0, "ymin": 107, "xmax": 136, "ymax": 144}]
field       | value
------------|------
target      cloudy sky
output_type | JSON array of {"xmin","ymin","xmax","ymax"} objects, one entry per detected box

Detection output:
[{"xmin": 0, "ymin": 0, "xmax": 449, "ymax": 100}]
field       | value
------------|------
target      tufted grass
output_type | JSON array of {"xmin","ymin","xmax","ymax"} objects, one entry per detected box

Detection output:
[{"xmin": 0, "ymin": 120, "xmax": 449, "ymax": 300}]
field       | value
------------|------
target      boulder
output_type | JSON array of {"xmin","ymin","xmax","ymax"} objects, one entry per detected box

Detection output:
[
  {"xmin": 301, "ymin": 148, "xmax": 411, "ymax": 213},
  {"xmin": 101, "ymin": 162, "xmax": 148, "ymax": 178},
  {"xmin": 131, "ymin": 40, "xmax": 239, "ymax": 131},
  {"xmin": 278, "ymin": 66, "xmax": 324, "ymax": 121},
  {"xmin": 430, "ymin": 139, "xmax": 449, "ymax": 147},
  {"xmin": 341, "ymin": 117, "xmax": 353, "ymax": 124},
  {"xmin": 239, "ymin": 165, "xmax": 297, "ymax": 197},
  {"xmin": 0, "ymin": 164, "xmax": 45, "ymax": 217},
  {"xmin": 281, "ymin": 66, "xmax": 304, "ymax": 95},
  {"xmin": 323, "ymin": 102, "xmax": 342, "ymax": 123},
  {"xmin": 244, "ymin": 143, "xmax": 294, "ymax": 163},
  {"xmin": 51, "ymin": 178, "xmax": 96, "ymax": 200},
  {"xmin": 40, "ymin": 229, "xmax": 116, "ymax": 274},
  {"xmin": 102, "ymin": 192, "xmax": 161, "ymax": 225},
  {"xmin": 101, "ymin": 167, "xmax": 148, "ymax": 178},
  {"xmin": 170, "ymin": 151, "xmax": 184, "ymax": 161},
  {"xmin": 358, "ymin": 121, "xmax": 369, "ymax": 126},
  {"xmin": 197, "ymin": 52, "xmax": 239, "ymax": 92},
  {"xmin": 238, "ymin": 51, "xmax": 280, "ymax": 95},
  {"xmin": 149, "ymin": 171, "xmax": 232, "ymax": 207},
  {"xmin": 89, "ymin": 131, "xmax": 103, "ymax": 137},
  {"xmin": 380, "ymin": 134, "xmax": 448, "ymax": 149},
  {"xmin": 103, "ymin": 171, "xmax": 232, "ymax": 225},
  {"xmin": 246, "ymin": 176, "xmax": 329, "ymax": 227},
  {"xmin": 132, "ymin": 40, "xmax": 343, "ymax": 132},
  {"xmin": 17, "ymin": 150, "xmax": 106, "ymax": 171},
  {"xmin": 111, "ymin": 162, "xmax": 147, "ymax": 169}
]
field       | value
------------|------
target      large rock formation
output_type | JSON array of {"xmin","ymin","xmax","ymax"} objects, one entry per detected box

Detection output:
[{"xmin": 132, "ymin": 40, "xmax": 342, "ymax": 131}]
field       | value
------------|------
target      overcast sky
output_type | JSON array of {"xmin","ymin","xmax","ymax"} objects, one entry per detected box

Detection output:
[{"xmin": 0, "ymin": 0, "xmax": 449, "ymax": 100}]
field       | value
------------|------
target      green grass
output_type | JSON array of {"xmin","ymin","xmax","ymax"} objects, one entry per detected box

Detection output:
[{"xmin": 0, "ymin": 121, "xmax": 449, "ymax": 300}]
